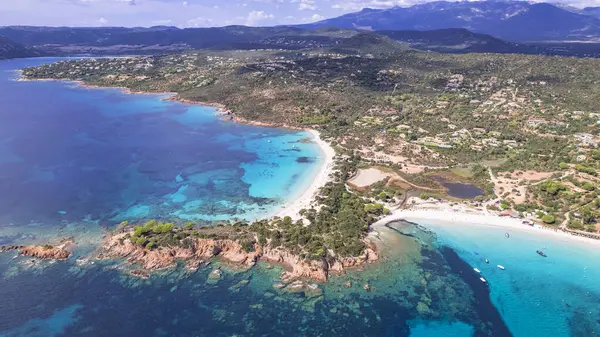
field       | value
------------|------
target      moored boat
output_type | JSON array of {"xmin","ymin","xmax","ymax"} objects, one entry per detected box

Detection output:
[
  {"xmin": 497, "ymin": 265, "xmax": 505, "ymax": 270},
  {"xmin": 474, "ymin": 268, "xmax": 481, "ymax": 273},
  {"xmin": 537, "ymin": 250, "xmax": 547, "ymax": 257},
  {"xmin": 480, "ymin": 277, "xmax": 487, "ymax": 283}
]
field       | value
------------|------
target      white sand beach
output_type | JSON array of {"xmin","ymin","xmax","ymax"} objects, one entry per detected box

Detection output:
[
  {"xmin": 273, "ymin": 130, "xmax": 336, "ymax": 220},
  {"xmin": 374, "ymin": 198, "xmax": 600, "ymax": 247}
]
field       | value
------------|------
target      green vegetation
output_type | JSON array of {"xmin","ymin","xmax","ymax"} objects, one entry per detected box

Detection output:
[
  {"xmin": 129, "ymin": 220, "xmax": 186, "ymax": 249},
  {"xmin": 575, "ymin": 164, "xmax": 597, "ymax": 176},
  {"xmin": 538, "ymin": 181, "xmax": 567, "ymax": 196},
  {"xmin": 541, "ymin": 214, "xmax": 556, "ymax": 224},
  {"xmin": 251, "ymin": 154, "xmax": 375, "ymax": 258}
]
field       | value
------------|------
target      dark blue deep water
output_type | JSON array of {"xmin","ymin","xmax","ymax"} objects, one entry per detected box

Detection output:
[{"xmin": 0, "ymin": 58, "xmax": 598, "ymax": 337}]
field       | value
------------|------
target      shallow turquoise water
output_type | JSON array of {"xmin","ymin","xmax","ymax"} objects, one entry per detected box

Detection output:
[
  {"xmin": 408, "ymin": 320, "xmax": 475, "ymax": 337},
  {"xmin": 416, "ymin": 219, "xmax": 600, "ymax": 337}
]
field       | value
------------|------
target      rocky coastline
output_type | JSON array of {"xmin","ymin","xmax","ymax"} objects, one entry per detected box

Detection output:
[
  {"xmin": 96, "ymin": 231, "xmax": 378, "ymax": 283},
  {"xmin": 1, "ymin": 239, "xmax": 73, "ymax": 260}
]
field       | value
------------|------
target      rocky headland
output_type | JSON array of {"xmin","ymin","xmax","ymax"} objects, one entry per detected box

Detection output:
[{"xmin": 96, "ymin": 230, "xmax": 378, "ymax": 283}]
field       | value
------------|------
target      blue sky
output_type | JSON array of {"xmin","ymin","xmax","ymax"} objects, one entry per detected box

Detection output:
[{"xmin": 0, "ymin": 0, "xmax": 597, "ymax": 27}]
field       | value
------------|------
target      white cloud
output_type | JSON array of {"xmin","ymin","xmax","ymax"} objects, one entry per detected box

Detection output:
[
  {"xmin": 97, "ymin": 17, "xmax": 108, "ymax": 25},
  {"xmin": 332, "ymin": 0, "xmax": 396, "ymax": 11},
  {"xmin": 299, "ymin": 0, "xmax": 317, "ymax": 10},
  {"xmin": 246, "ymin": 10, "xmax": 274, "ymax": 25},
  {"xmin": 311, "ymin": 13, "xmax": 324, "ymax": 21},
  {"xmin": 187, "ymin": 17, "xmax": 214, "ymax": 27}
]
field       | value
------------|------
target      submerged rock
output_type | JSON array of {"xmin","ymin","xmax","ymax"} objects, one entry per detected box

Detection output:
[
  {"xmin": 130, "ymin": 269, "xmax": 150, "ymax": 278},
  {"xmin": 229, "ymin": 279, "xmax": 249, "ymax": 292},
  {"xmin": 209, "ymin": 268, "xmax": 222, "ymax": 279}
]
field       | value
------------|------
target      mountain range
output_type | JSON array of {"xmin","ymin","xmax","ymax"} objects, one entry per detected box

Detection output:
[
  {"xmin": 4, "ymin": 0, "xmax": 600, "ymax": 60},
  {"xmin": 1, "ymin": 24, "xmax": 600, "ymax": 60},
  {"xmin": 301, "ymin": 1, "xmax": 600, "ymax": 42}
]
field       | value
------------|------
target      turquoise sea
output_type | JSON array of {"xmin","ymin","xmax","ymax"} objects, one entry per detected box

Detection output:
[
  {"xmin": 0, "ymin": 58, "xmax": 599, "ymax": 337},
  {"xmin": 415, "ymin": 220, "xmax": 600, "ymax": 337}
]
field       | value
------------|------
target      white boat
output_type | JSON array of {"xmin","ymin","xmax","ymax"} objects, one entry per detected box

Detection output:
[
  {"xmin": 480, "ymin": 277, "xmax": 487, "ymax": 283},
  {"xmin": 497, "ymin": 265, "xmax": 505, "ymax": 270},
  {"xmin": 474, "ymin": 268, "xmax": 481, "ymax": 273}
]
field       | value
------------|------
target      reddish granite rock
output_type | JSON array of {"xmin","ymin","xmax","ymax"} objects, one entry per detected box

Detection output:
[
  {"xmin": 1, "ymin": 239, "xmax": 73, "ymax": 260},
  {"xmin": 97, "ymin": 232, "xmax": 379, "ymax": 283}
]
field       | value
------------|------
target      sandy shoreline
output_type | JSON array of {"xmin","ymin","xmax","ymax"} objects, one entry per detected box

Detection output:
[
  {"xmin": 374, "ymin": 199, "xmax": 600, "ymax": 247},
  {"xmin": 272, "ymin": 129, "xmax": 336, "ymax": 220}
]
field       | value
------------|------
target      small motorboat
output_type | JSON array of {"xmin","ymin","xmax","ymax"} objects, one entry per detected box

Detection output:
[
  {"xmin": 537, "ymin": 250, "xmax": 547, "ymax": 257},
  {"xmin": 497, "ymin": 265, "xmax": 505, "ymax": 270},
  {"xmin": 485, "ymin": 259, "xmax": 489, "ymax": 264},
  {"xmin": 505, "ymin": 232, "xmax": 510, "ymax": 238},
  {"xmin": 480, "ymin": 277, "xmax": 487, "ymax": 283},
  {"xmin": 474, "ymin": 268, "xmax": 481, "ymax": 273}
]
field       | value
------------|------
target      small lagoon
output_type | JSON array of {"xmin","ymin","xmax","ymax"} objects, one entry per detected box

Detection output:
[{"xmin": 433, "ymin": 176, "xmax": 484, "ymax": 199}]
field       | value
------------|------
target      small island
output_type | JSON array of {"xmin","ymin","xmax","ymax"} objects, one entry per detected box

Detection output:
[{"xmin": 1, "ymin": 238, "xmax": 73, "ymax": 260}]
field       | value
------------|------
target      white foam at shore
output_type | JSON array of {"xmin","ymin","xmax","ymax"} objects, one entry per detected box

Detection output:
[
  {"xmin": 272, "ymin": 130, "xmax": 335, "ymax": 220},
  {"xmin": 374, "ymin": 202, "xmax": 600, "ymax": 247}
]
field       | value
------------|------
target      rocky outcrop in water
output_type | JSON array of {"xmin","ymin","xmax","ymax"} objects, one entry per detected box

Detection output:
[
  {"xmin": 97, "ymin": 232, "xmax": 378, "ymax": 282},
  {"xmin": 1, "ymin": 239, "xmax": 73, "ymax": 260}
]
